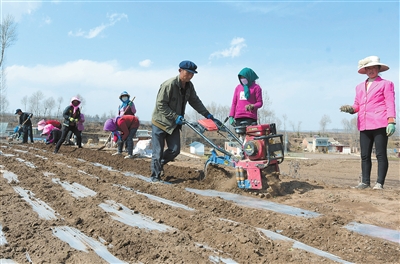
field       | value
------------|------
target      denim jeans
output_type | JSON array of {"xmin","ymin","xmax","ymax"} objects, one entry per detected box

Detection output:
[
  {"xmin": 360, "ymin": 127, "xmax": 388, "ymax": 185},
  {"xmin": 150, "ymin": 125, "xmax": 180, "ymax": 178},
  {"xmin": 117, "ymin": 128, "xmax": 137, "ymax": 155}
]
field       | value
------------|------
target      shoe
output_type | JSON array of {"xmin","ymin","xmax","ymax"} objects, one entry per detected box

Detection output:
[
  {"xmin": 354, "ymin": 183, "xmax": 370, "ymax": 189},
  {"xmin": 112, "ymin": 152, "xmax": 122, "ymax": 156},
  {"xmin": 53, "ymin": 150, "xmax": 58, "ymax": 154},
  {"xmin": 124, "ymin": 154, "xmax": 139, "ymax": 159},
  {"xmin": 150, "ymin": 177, "xmax": 161, "ymax": 183},
  {"xmin": 373, "ymin": 183, "xmax": 383, "ymax": 190}
]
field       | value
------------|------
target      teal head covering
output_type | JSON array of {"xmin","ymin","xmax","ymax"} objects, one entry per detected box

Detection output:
[{"xmin": 238, "ymin": 67, "xmax": 259, "ymax": 100}]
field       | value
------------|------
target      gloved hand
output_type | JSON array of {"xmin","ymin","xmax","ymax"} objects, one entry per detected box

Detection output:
[
  {"xmin": 69, "ymin": 117, "xmax": 75, "ymax": 122},
  {"xmin": 176, "ymin": 115, "xmax": 183, "ymax": 125},
  {"xmin": 340, "ymin": 105, "xmax": 355, "ymax": 114},
  {"xmin": 245, "ymin": 104, "xmax": 254, "ymax": 111},
  {"xmin": 229, "ymin": 116, "xmax": 235, "ymax": 125},
  {"xmin": 207, "ymin": 114, "xmax": 214, "ymax": 120},
  {"xmin": 386, "ymin": 123, "xmax": 396, "ymax": 137},
  {"xmin": 75, "ymin": 119, "xmax": 78, "ymax": 122}
]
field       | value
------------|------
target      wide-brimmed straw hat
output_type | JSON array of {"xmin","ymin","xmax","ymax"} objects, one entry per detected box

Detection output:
[{"xmin": 358, "ymin": 56, "xmax": 389, "ymax": 74}]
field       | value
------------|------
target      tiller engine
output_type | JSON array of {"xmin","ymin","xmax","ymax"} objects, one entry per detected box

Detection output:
[{"xmin": 235, "ymin": 123, "xmax": 284, "ymax": 189}]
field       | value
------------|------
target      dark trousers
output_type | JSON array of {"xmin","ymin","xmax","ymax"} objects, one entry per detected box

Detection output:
[
  {"xmin": 360, "ymin": 128, "xmax": 388, "ymax": 185},
  {"xmin": 22, "ymin": 125, "xmax": 33, "ymax": 143},
  {"xmin": 150, "ymin": 125, "xmax": 180, "ymax": 178},
  {"xmin": 55, "ymin": 125, "xmax": 82, "ymax": 151},
  {"xmin": 117, "ymin": 128, "xmax": 137, "ymax": 155}
]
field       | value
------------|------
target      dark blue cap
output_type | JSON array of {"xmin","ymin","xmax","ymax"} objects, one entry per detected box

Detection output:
[
  {"xmin": 15, "ymin": 109, "xmax": 21, "ymax": 114},
  {"xmin": 179, "ymin": 60, "xmax": 198, "ymax": 74}
]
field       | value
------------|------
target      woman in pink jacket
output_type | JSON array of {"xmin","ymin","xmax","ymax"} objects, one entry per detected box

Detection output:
[
  {"xmin": 340, "ymin": 56, "xmax": 396, "ymax": 190},
  {"xmin": 229, "ymin": 67, "xmax": 263, "ymax": 127}
]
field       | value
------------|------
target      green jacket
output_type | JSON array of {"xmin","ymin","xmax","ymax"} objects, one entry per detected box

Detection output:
[{"xmin": 152, "ymin": 75, "xmax": 210, "ymax": 134}]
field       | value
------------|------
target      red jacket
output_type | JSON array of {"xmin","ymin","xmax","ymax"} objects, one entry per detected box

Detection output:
[{"xmin": 114, "ymin": 115, "xmax": 140, "ymax": 141}]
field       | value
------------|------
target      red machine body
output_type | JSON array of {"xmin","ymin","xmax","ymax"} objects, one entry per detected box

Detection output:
[{"xmin": 235, "ymin": 123, "xmax": 284, "ymax": 190}]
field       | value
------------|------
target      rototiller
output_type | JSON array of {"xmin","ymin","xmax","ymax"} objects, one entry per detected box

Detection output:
[{"xmin": 183, "ymin": 118, "xmax": 284, "ymax": 190}]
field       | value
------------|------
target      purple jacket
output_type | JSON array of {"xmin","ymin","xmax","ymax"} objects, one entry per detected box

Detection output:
[
  {"xmin": 352, "ymin": 76, "xmax": 396, "ymax": 131},
  {"xmin": 229, "ymin": 83, "xmax": 263, "ymax": 119},
  {"xmin": 77, "ymin": 114, "xmax": 85, "ymax": 131}
]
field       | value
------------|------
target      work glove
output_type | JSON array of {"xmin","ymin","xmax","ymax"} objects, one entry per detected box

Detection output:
[
  {"xmin": 75, "ymin": 119, "xmax": 78, "ymax": 122},
  {"xmin": 207, "ymin": 114, "xmax": 214, "ymax": 120},
  {"xmin": 229, "ymin": 116, "xmax": 235, "ymax": 125},
  {"xmin": 340, "ymin": 105, "xmax": 355, "ymax": 114},
  {"xmin": 176, "ymin": 115, "xmax": 183, "ymax": 125},
  {"xmin": 245, "ymin": 104, "xmax": 254, "ymax": 111},
  {"xmin": 386, "ymin": 123, "xmax": 396, "ymax": 137},
  {"xmin": 69, "ymin": 117, "xmax": 75, "ymax": 122}
]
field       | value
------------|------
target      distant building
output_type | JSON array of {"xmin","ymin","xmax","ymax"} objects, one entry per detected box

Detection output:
[
  {"xmin": 303, "ymin": 136, "xmax": 351, "ymax": 154},
  {"xmin": 224, "ymin": 141, "xmax": 241, "ymax": 156},
  {"xmin": 302, "ymin": 136, "xmax": 329, "ymax": 153},
  {"xmin": 189, "ymin": 141, "xmax": 204, "ymax": 156}
]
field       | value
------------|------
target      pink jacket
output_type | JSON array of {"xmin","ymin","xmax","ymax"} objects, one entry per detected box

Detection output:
[
  {"xmin": 352, "ymin": 76, "xmax": 396, "ymax": 131},
  {"xmin": 229, "ymin": 83, "xmax": 263, "ymax": 120}
]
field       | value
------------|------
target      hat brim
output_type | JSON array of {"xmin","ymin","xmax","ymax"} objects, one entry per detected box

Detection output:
[
  {"xmin": 182, "ymin": 69, "xmax": 197, "ymax": 74},
  {"xmin": 358, "ymin": 63, "xmax": 389, "ymax": 74}
]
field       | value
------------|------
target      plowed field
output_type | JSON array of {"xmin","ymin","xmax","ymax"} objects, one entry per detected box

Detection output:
[{"xmin": 0, "ymin": 142, "xmax": 399, "ymax": 263}]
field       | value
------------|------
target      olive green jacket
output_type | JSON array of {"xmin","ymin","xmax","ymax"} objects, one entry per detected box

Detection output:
[{"xmin": 152, "ymin": 75, "xmax": 210, "ymax": 134}]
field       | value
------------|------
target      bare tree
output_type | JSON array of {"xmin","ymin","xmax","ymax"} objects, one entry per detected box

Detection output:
[
  {"xmin": 296, "ymin": 121, "xmax": 302, "ymax": 137},
  {"xmin": 0, "ymin": 14, "xmax": 17, "ymax": 67},
  {"xmin": 282, "ymin": 114, "xmax": 288, "ymax": 132},
  {"xmin": 319, "ymin": 114, "xmax": 331, "ymax": 135},
  {"xmin": 258, "ymin": 90, "xmax": 276, "ymax": 124},
  {"xmin": 342, "ymin": 117, "xmax": 358, "ymax": 148},
  {"xmin": 0, "ymin": 14, "xmax": 17, "ymax": 114},
  {"xmin": 28, "ymin": 90, "xmax": 44, "ymax": 117},
  {"xmin": 21, "ymin": 95, "xmax": 28, "ymax": 111},
  {"xmin": 289, "ymin": 121, "xmax": 296, "ymax": 132},
  {"xmin": 56, "ymin": 96, "xmax": 63, "ymax": 117},
  {"xmin": 43, "ymin": 97, "xmax": 56, "ymax": 118},
  {"xmin": 75, "ymin": 93, "xmax": 85, "ymax": 110},
  {"xmin": 0, "ymin": 67, "xmax": 9, "ymax": 114}
]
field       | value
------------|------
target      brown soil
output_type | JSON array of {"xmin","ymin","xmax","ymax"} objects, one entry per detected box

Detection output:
[{"xmin": 0, "ymin": 142, "xmax": 399, "ymax": 263}]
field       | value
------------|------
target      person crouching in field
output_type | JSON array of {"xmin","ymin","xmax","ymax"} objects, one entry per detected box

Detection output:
[
  {"xmin": 54, "ymin": 97, "xmax": 83, "ymax": 154},
  {"xmin": 38, "ymin": 119, "xmax": 62, "ymax": 131},
  {"xmin": 103, "ymin": 115, "xmax": 140, "ymax": 159},
  {"xmin": 41, "ymin": 124, "xmax": 62, "ymax": 145}
]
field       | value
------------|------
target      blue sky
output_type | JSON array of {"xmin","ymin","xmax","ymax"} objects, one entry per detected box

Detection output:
[{"xmin": 1, "ymin": 0, "xmax": 399, "ymax": 131}]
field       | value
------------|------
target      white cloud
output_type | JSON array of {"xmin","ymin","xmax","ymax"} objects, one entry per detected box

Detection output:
[
  {"xmin": 1, "ymin": 2, "xmax": 42, "ymax": 22},
  {"xmin": 209, "ymin": 37, "xmax": 247, "ymax": 59},
  {"xmin": 43, "ymin": 16, "xmax": 52, "ymax": 25},
  {"xmin": 68, "ymin": 13, "xmax": 127, "ymax": 39},
  {"xmin": 139, "ymin": 59, "xmax": 153, "ymax": 67}
]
